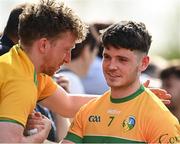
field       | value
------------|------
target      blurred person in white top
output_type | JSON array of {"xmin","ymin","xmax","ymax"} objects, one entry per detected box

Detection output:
[{"xmin": 55, "ymin": 26, "xmax": 98, "ymax": 94}]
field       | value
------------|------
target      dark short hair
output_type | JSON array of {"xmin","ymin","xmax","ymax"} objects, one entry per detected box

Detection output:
[
  {"xmin": 71, "ymin": 27, "xmax": 97, "ymax": 60},
  {"xmin": 160, "ymin": 66, "xmax": 180, "ymax": 79},
  {"xmin": 101, "ymin": 21, "xmax": 152, "ymax": 54},
  {"xmin": 3, "ymin": 4, "xmax": 26, "ymax": 38},
  {"xmin": 18, "ymin": 0, "xmax": 87, "ymax": 47}
]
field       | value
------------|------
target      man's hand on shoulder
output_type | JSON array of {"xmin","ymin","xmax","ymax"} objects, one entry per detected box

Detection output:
[{"xmin": 143, "ymin": 80, "xmax": 171, "ymax": 105}]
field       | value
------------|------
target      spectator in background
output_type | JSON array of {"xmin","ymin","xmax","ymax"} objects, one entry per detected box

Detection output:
[
  {"xmin": 140, "ymin": 56, "xmax": 168, "ymax": 88},
  {"xmin": 81, "ymin": 23, "xmax": 111, "ymax": 94},
  {"xmin": 160, "ymin": 65, "xmax": 180, "ymax": 120},
  {"xmin": 0, "ymin": 4, "xmax": 26, "ymax": 55},
  {"xmin": 140, "ymin": 62, "xmax": 162, "ymax": 88},
  {"xmin": 56, "ymin": 27, "xmax": 98, "ymax": 94}
]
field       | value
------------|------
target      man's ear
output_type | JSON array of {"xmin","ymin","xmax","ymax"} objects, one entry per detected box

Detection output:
[
  {"xmin": 38, "ymin": 38, "xmax": 49, "ymax": 54},
  {"xmin": 140, "ymin": 55, "xmax": 149, "ymax": 72}
]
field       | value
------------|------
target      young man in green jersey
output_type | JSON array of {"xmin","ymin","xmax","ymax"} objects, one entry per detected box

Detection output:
[{"xmin": 63, "ymin": 21, "xmax": 179, "ymax": 143}]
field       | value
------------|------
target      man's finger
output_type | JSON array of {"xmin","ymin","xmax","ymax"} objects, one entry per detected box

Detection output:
[
  {"xmin": 34, "ymin": 112, "xmax": 43, "ymax": 118},
  {"xmin": 143, "ymin": 80, "xmax": 150, "ymax": 87},
  {"xmin": 150, "ymin": 89, "xmax": 171, "ymax": 99},
  {"xmin": 161, "ymin": 99, "xmax": 171, "ymax": 105}
]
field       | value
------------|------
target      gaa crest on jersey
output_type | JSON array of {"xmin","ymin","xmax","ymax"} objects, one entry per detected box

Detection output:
[
  {"xmin": 88, "ymin": 115, "xmax": 101, "ymax": 122},
  {"xmin": 122, "ymin": 116, "xmax": 135, "ymax": 132}
]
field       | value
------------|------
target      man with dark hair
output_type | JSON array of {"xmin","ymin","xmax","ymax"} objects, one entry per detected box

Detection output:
[
  {"xmin": 63, "ymin": 21, "xmax": 179, "ymax": 143},
  {"xmin": 160, "ymin": 65, "xmax": 180, "ymax": 120},
  {"xmin": 0, "ymin": 4, "xmax": 26, "ymax": 55}
]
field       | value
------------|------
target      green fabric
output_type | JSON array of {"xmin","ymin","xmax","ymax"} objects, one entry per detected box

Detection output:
[
  {"xmin": 83, "ymin": 135, "xmax": 145, "ymax": 143},
  {"xmin": 64, "ymin": 132, "xmax": 82, "ymax": 143},
  {"xmin": 110, "ymin": 85, "xmax": 144, "ymax": 103},
  {"xmin": 65, "ymin": 132, "xmax": 145, "ymax": 143},
  {"xmin": 0, "ymin": 117, "xmax": 24, "ymax": 127},
  {"xmin": 34, "ymin": 71, "xmax": 38, "ymax": 86}
]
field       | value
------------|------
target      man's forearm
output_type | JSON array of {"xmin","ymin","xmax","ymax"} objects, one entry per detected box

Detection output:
[
  {"xmin": 21, "ymin": 133, "xmax": 46, "ymax": 143},
  {"xmin": 67, "ymin": 94, "xmax": 98, "ymax": 117}
]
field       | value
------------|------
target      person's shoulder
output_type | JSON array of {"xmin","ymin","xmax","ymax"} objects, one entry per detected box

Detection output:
[
  {"xmin": 0, "ymin": 46, "xmax": 26, "ymax": 71},
  {"xmin": 0, "ymin": 51, "xmax": 14, "ymax": 73},
  {"xmin": 137, "ymin": 88, "xmax": 179, "ymax": 134},
  {"xmin": 142, "ymin": 87, "xmax": 169, "ymax": 111},
  {"xmin": 0, "ymin": 46, "xmax": 17, "ymax": 63},
  {"xmin": 142, "ymin": 87, "xmax": 178, "ymax": 121},
  {"xmin": 81, "ymin": 90, "xmax": 110, "ymax": 111}
]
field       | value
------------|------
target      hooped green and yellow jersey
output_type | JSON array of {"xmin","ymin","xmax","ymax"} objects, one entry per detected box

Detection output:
[
  {"xmin": 65, "ymin": 85, "xmax": 180, "ymax": 143},
  {"xmin": 0, "ymin": 44, "xmax": 58, "ymax": 126}
]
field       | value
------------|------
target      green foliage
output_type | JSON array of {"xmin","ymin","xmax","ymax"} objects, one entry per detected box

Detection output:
[{"xmin": 158, "ymin": 45, "xmax": 180, "ymax": 60}]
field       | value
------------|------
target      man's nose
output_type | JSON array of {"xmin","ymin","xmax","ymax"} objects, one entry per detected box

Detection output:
[{"xmin": 109, "ymin": 60, "xmax": 118, "ymax": 70}]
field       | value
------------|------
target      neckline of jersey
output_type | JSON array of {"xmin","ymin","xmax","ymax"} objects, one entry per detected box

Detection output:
[
  {"xmin": 110, "ymin": 85, "xmax": 145, "ymax": 103},
  {"xmin": 34, "ymin": 71, "xmax": 38, "ymax": 86}
]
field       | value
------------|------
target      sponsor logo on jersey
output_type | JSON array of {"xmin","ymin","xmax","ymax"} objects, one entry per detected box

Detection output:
[
  {"xmin": 158, "ymin": 133, "xmax": 180, "ymax": 143},
  {"xmin": 122, "ymin": 116, "xmax": 136, "ymax": 132},
  {"xmin": 88, "ymin": 115, "xmax": 101, "ymax": 122},
  {"xmin": 107, "ymin": 109, "xmax": 121, "ymax": 115}
]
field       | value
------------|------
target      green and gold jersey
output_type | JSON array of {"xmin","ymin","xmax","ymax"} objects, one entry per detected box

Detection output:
[
  {"xmin": 0, "ymin": 45, "xmax": 58, "ymax": 126},
  {"xmin": 65, "ymin": 85, "xmax": 180, "ymax": 143}
]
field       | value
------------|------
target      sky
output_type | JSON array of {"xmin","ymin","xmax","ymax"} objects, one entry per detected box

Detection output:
[{"xmin": 0, "ymin": 0, "xmax": 180, "ymax": 55}]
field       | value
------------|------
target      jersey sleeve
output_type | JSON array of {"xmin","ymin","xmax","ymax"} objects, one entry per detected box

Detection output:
[
  {"xmin": 145, "ymin": 110, "xmax": 180, "ymax": 143},
  {"xmin": 37, "ymin": 74, "xmax": 58, "ymax": 101}
]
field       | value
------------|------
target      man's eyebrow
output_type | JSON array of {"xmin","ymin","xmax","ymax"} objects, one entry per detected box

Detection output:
[{"xmin": 116, "ymin": 55, "xmax": 129, "ymax": 59}]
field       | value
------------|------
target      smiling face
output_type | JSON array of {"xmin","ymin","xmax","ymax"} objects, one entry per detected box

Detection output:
[
  {"xmin": 41, "ymin": 31, "xmax": 76, "ymax": 76},
  {"xmin": 102, "ymin": 46, "xmax": 149, "ymax": 89}
]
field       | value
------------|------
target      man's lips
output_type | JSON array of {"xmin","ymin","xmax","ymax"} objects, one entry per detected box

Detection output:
[{"xmin": 107, "ymin": 73, "xmax": 122, "ymax": 78}]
